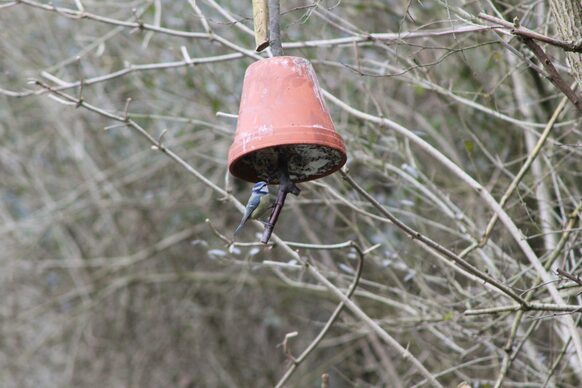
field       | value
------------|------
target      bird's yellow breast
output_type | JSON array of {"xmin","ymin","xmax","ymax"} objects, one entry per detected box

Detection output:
[{"xmin": 251, "ymin": 193, "xmax": 272, "ymax": 219}]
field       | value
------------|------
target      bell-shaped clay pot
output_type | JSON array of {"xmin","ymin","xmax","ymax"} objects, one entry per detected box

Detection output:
[{"xmin": 228, "ymin": 56, "xmax": 346, "ymax": 183}]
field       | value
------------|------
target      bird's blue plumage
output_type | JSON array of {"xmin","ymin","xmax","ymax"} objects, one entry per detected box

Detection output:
[{"xmin": 234, "ymin": 181, "xmax": 270, "ymax": 235}]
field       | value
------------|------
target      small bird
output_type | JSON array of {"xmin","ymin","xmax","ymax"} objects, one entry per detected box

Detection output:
[{"xmin": 234, "ymin": 181, "xmax": 271, "ymax": 235}]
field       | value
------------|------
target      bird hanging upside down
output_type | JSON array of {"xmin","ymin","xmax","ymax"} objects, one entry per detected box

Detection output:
[{"xmin": 234, "ymin": 181, "xmax": 272, "ymax": 235}]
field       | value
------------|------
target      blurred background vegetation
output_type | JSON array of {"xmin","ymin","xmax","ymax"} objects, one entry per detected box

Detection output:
[{"xmin": 1, "ymin": 0, "xmax": 581, "ymax": 387}]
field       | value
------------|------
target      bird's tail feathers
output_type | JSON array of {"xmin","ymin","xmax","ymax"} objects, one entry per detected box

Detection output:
[
  {"xmin": 234, "ymin": 213, "xmax": 250, "ymax": 236},
  {"xmin": 234, "ymin": 222, "xmax": 245, "ymax": 236}
]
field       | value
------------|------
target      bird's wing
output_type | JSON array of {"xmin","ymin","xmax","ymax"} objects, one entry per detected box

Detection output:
[{"xmin": 234, "ymin": 193, "xmax": 261, "ymax": 235}]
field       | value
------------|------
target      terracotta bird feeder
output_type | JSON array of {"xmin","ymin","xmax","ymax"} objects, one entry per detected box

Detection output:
[
  {"xmin": 228, "ymin": 56, "xmax": 346, "ymax": 184},
  {"xmin": 228, "ymin": 56, "xmax": 347, "ymax": 243}
]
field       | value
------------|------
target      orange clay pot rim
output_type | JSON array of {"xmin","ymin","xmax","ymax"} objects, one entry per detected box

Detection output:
[
  {"xmin": 229, "ymin": 142, "xmax": 346, "ymax": 169},
  {"xmin": 229, "ymin": 166, "xmax": 347, "ymax": 184}
]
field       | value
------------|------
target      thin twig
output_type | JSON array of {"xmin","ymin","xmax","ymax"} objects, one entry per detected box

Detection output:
[
  {"xmin": 557, "ymin": 268, "xmax": 582, "ymax": 287},
  {"xmin": 479, "ymin": 96, "xmax": 570, "ymax": 245},
  {"xmin": 323, "ymin": 89, "xmax": 582, "ymax": 369},
  {"xmin": 341, "ymin": 170, "xmax": 528, "ymax": 305},
  {"xmin": 187, "ymin": 0, "xmax": 212, "ymax": 34},
  {"xmin": 542, "ymin": 314, "xmax": 582, "ymax": 388},
  {"xmin": 520, "ymin": 38, "xmax": 582, "ymax": 114},
  {"xmin": 479, "ymin": 13, "xmax": 582, "ymax": 53},
  {"xmin": 274, "ymin": 242, "xmax": 365, "ymax": 387},
  {"xmin": 464, "ymin": 303, "xmax": 582, "ymax": 316},
  {"xmin": 492, "ymin": 201, "xmax": 582, "ymax": 387}
]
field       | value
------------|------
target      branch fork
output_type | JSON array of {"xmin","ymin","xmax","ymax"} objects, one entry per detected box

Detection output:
[{"xmin": 260, "ymin": 156, "xmax": 300, "ymax": 244}]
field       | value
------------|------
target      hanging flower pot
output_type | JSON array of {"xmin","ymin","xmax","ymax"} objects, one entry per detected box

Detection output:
[{"xmin": 228, "ymin": 56, "xmax": 347, "ymax": 184}]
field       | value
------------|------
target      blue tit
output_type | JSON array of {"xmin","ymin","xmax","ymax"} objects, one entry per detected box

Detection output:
[{"xmin": 234, "ymin": 181, "xmax": 272, "ymax": 235}]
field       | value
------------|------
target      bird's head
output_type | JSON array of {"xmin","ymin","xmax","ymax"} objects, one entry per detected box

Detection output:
[{"xmin": 252, "ymin": 181, "xmax": 269, "ymax": 195}]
